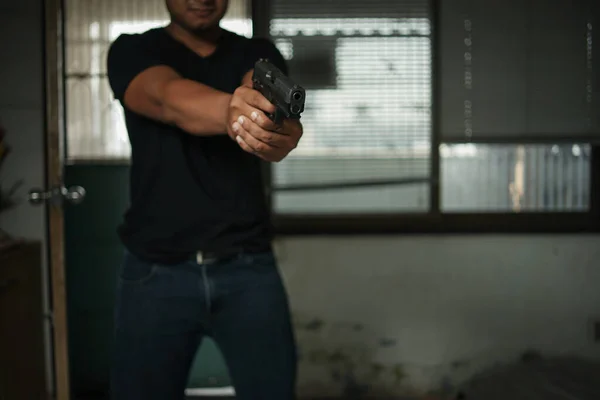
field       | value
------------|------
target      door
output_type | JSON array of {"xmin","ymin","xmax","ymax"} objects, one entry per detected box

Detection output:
[
  {"xmin": 37, "ymin": 0, "xmax": 247, "ymax": 398},
  {"xmin": 32, "ymin": 1, "xmax": 75, "ymax": 399}
]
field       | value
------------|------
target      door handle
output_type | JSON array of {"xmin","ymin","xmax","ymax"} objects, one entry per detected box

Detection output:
[{"xmin": 28, "ymin": 185, "xmax": 86, "ymax": 206}]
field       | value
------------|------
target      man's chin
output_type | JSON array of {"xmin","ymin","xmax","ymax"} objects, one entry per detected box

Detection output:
[
  {"xmin": 192, "ymin": 23, "xmax": 222, "ymax": 35},
  {"xmin": 178, "ymin": 19, "xmax": 215, "ymax": 32}
]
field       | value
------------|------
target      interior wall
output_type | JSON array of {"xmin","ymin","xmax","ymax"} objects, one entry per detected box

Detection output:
[
  {"xmin": 0, "ymin": 1, "xmax": 45, "ymax": 238},
  {"xmin": 0, "ymin": 0, "xmax": 53, "ymax": 395},
  {"xmin": 275, "ymin": 235, "xmax": 600, "ymax": 396}
]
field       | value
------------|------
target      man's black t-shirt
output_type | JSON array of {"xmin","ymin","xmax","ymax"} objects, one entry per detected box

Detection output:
[{"xmin": 106, "ymin": 28, "xmax": 287, "ymax": 264}]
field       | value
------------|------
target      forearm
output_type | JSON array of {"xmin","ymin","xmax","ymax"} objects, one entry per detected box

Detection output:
[{"xmin": 160, "ymin": 78, "xmax": 232, "ymax": 136}]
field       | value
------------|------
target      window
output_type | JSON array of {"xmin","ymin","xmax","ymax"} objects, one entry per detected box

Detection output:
[
  {"xmin": 436, "ymin": 0, "xmax": 598, "ymax": 219},
  {"xmin": 440, "ymin": 144, "xmax": 591, "ymax": 212},
  {"xmin": 268, "ymin": 0, "xmax": 598, "ymax": 232},
  {"xmin": 268, "ymin": 0, "xmax": 433, "ymax": 214}
]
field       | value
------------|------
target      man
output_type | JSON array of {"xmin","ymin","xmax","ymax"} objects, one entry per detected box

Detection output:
[{"xmin": 106, "ymin": 0, "xmax": 302, "ymax": 399}]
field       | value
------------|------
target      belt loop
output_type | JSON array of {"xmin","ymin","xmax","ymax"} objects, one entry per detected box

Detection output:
[{"xmin": 196, "ymin": 251, "xmax": 203, "ymax": 264}]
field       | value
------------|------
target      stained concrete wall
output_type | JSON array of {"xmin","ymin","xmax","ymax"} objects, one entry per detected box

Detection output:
[{"xmin": 275, "ymin": 235, "xmax": 600, "ymax": 397}]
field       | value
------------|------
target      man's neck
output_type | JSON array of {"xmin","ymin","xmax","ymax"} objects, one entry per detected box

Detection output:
[{"xmin": 165, "ymin": 23, "xmax": 224, "ymax": 57}]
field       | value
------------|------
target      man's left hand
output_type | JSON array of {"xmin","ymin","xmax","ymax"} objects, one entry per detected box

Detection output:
[{"xmin": 231, "ymin": 110, "xmax": 303, "ymax": 163}]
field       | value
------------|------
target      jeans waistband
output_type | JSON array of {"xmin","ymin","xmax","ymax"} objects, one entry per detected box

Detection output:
[{"xmin": 188, "ymin": 245, "xmax": 272, "ymax": 264}]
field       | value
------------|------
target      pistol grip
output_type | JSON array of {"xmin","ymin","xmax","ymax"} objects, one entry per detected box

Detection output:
[{"xmin": 267, "ymin": 109, "xmax": 285, "ymax": 126}]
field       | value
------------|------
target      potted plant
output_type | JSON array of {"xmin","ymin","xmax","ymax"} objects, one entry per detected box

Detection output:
[{"xmin": 0, "ymin": 123, "xmax": 24, "ymax": 250}]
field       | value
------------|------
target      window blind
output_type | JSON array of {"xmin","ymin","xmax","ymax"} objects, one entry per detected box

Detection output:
[
  {"xmin": 272, "ymin": 0, "xmax": 428, "ymax": 19},
  {"xmin": 269, "ymin": 0, "xmax": 433, "ymax": 213},
  {"xmin": 440, "ymin": 0, "xmax": 599, "ymax": 142}
]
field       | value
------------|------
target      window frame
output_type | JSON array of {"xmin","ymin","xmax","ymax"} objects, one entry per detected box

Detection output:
[{"xmin": 256, "ymin": 0, "xmax": 600, "ymax": 234}]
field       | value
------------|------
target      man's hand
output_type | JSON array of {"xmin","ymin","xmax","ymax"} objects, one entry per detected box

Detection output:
[
  {"xmin": 227, "ymin": 85, "xmax": 303, "ymax": 162},
  {"xmin": 233, "ymin": 112, "xmax": 303, "ymax": 163}
]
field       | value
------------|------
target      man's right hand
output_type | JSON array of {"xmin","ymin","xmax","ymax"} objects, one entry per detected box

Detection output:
[
  {"xmin": 227, "ymin": 84, "xmax": 303, "ymax": 162},
  {"xmin": 226, "ymin": 85, "xmax": 278, "ymax": 142}
]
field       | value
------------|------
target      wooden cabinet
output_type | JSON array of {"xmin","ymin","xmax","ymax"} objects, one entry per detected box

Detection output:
[{"xmin": 0, "ymin": 241, "xmax": 47, "ymax": 400}]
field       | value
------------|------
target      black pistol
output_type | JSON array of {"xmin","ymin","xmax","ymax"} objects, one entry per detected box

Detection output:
[{"xmin": 252, "ymin": 59, "xmax": 306, "ymax": 125}]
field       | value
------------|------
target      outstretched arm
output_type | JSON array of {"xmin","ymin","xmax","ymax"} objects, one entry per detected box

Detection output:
[
  {"xmin": 122, "ymin": 65, "xmax": 232, "ymax": 136},
  {"xmin": 106, "ymin": 34, "xmax": 275, "ymax": 138}
]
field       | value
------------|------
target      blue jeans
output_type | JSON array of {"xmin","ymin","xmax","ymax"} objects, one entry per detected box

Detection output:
[{"xmin": 110, "ymin": 249, "xmax": 297, "ymax": 400}]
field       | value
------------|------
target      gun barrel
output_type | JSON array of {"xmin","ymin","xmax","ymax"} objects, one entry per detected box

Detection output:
[{"xmin": 253, "ymin": 59, "xmax": 305, "ymax": 120}]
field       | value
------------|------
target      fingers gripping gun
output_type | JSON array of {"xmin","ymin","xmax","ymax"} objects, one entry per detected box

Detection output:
[{"xmin": 252, "ymin": 59, "xmax": 306, "ymax": 125}]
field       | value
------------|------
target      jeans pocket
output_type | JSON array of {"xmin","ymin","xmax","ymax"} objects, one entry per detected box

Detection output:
[{"xmin": 119, "ymin": 253, "xmax": 158, "ymax": 284}]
